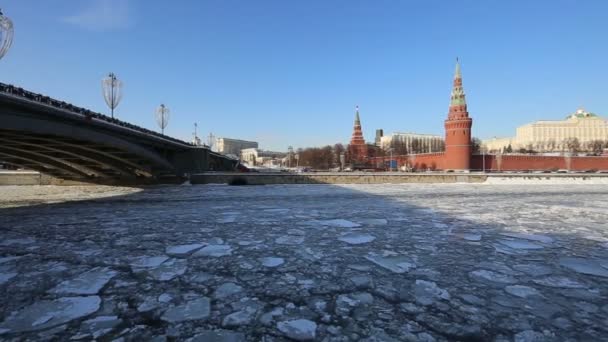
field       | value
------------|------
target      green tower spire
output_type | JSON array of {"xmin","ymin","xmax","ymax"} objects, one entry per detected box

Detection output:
[{"xmin": 450, "ymin": 58, "xmax": 466, "ymax": 107}]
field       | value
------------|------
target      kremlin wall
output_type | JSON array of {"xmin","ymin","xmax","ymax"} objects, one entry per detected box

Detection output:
[{"xmin": 350, "ymin": 60, "xmax": 608, "ymax": 172}]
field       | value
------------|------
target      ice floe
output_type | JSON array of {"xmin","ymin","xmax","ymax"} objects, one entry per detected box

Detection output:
[
  {"xmin": 505, "ymin": 285, "xmax": 542, "ymax": 298},
  {"xmin": 277, "ymin": 319, "xmax": 317, "ymax": 341},
  {"xmin": 338, "ymin": 233, "xmax": 376, "ymax": 245},
  {"xmin": 365, "ymin": 254, "xmax": 415, "ymax": 273},
  {"xmin": 48, "ymin": 267, "xmax": 117, "ymax": 295},
  {"xmin": 165, "ymin": 244, "xmax": 204, "ymax": 257},
  {"xmin": 193, "ymin": 244, "xmax": 233, "ymax": 257},
  {"xmin": 260, "ymin": 257, "xmax": 284, "ymax": 267},
  {"xmin": 0, "ymin": 296, "xmax": 100, "ymax": 333},
  {"xmin": 559, "ymin": 257, "xmax": 608, "ymax": 277},
  {"xmin": 161, "ymin": 297, "xmax": 210, "ymax": 323}
]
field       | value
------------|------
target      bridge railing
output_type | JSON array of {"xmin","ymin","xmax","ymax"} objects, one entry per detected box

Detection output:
[{"xmin": 0, "ymin": 82, "xmax": 194, "ymax": 147}]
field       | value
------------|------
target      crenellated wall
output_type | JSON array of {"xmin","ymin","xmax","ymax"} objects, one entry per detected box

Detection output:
[{"xmin": 470, "ymin": 154, "xmax": 608, "ymax": 171}]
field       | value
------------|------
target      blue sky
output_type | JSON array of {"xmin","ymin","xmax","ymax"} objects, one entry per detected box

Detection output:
[{"xmin": 2, "ymin": 0, "xmax": 607, "ymax": 150}]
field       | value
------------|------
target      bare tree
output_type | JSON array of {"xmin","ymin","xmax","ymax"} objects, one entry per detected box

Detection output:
[{"xmin": 564, "ymin": 137, "xmax": 581, "ymax": 154}]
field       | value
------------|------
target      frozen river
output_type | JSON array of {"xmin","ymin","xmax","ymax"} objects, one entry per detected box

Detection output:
[{"xmin": 1, "ymin": 183, "xmax": 608, "ymax": 341}]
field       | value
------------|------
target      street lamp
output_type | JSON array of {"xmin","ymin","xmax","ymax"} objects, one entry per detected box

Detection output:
[
  {"xmin": 155, "ymin": 104, "xmax": 170, "ymax": 135},
  {"xmin": 102, "ymin": 73, "xmax": 123, "ymax": 119},
  {"xmin": 0, "ymin": 9, "xmax": 14, "ymax": 61}
]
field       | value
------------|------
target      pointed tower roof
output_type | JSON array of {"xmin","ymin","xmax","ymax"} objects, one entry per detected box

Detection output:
[
  {"xmin": 449, "ymin": 58, "xmax": 467, "ymax": 108},
  {"xmin": 354, "ymin": 105, "xmax": 361, "ymax": 126},
  {"xmin": 454, "ymin": 58, "xmax": 461, "ymax": 79}
]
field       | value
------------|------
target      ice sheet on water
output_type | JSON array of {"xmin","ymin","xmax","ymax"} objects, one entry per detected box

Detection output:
[
  {"xmin": 462, "ymin": 233, "xmax": 482, "ymax": 241},
  {"xmin": 498, "ymin": 240, "xmax": 544, "ymax": 250},
  {"xmin": 277, "ymin": 319, "xmax": 317, "ymax": 341},
  {"xmin": 146, "ymin": 259, "xmax": 188, "ymax": 281},
  {"xmin": 48, "ymin": 267, "xmax": 117, "ymax": 295},
  {"xmin": 260, "ymin": 257, "xmax": 284, "ymax": 267},
  {"xmin": 533, "ymin": 276, "xmax": 587, "ymax": 288},
  {"xmin": 130, "ymin": 256, "xmax": 169, "ymax": 268},
  {"xmin": 0, "ymin": 272, "xmax": 17, "ymax": 285},
  {"xmin": 338, "ymin": 233, "xmax": 376, "ymax": 245},
  {"xmin": 165, "ymin": 244, "xmax": 204, "ymax": 257},
  {"xmin": 161, "ymin": 297, "xmax": 210, "ymax": 323},
  {"xmin": 499, "ymin": 232, "xmax": 554, "ymax": 244},
  {"xmin": 413, "ymin": 280, "xmax": 450, "ymax": 305},
  {"xmin": 0, "ymin": 256, "xmax": 22, "ymax": 264},
  {"xmin": 275, "ymin": 235, "xmax": 305, "ymax": 245},
  {"xmin": 469, "ymin": 270, "xmax": 516, "ymax": 284},
  {"xmin": 559, "ymin": 257, "xmax": 608, "ymax": 277},
  {"xmin": 0, "ymin": 296, "xmax": 101, "ymax": 333},
  {"xmin": 357, "ymin": 218, "xmax": 388, "ymax": 225},
  {"xmin": 317, "ymin": 219, "xmax": 361, "ymax": 228},
  {"xmin": 505, "ymin": 285, "xmax": 542, "ymax": 298},
  {"xmin": 513, "ymin": 264, "xmax": 553, "ymax": 276},
  {"xmin": 365, "ymin": 254, "xmax": 415, "ymax": 273},
  {"xmin": 193, "ymin": 244, "xmax": 232, "ymax": 257}
]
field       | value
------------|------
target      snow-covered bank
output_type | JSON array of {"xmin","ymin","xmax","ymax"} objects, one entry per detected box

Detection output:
[{"xmin": 485, "ymin": 175, "xmax": 608, "ymax": 185}]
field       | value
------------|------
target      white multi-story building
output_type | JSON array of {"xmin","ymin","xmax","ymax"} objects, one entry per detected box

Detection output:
[
  {"xmin": 215, "ymin": 138, "xmax": 258, "ymax": 157},
  {"xmin": 380, "ymin": 132, "xmax": 444, "ymax": 154},
  {"xmin": 483, "ymin": 109, "xmax": 608, "ymax": 152},
  {"xmin": 241, "ymin": 148, "xmax": 286, "ymax": 166}
]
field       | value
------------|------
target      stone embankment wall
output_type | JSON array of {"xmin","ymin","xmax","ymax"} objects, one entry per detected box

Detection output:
[
  {"xmin": 192, "ymin": 173, "xmax": 486, "ymax": 185},
  {"xmin": 0, "ymin": 172, "xmax": 91, "ymax": 186},
  {"xmin": 192, "ymin": 172, "xmax": 608, "ymax": 185}
]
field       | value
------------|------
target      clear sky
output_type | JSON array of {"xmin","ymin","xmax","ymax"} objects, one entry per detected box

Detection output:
[{"xmin": 2, "ymin": 0, "xmax": 607, "ymax": 150}]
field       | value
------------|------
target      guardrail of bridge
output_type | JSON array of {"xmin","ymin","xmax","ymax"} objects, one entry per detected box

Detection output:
[{"xmin": 0, "ymin": 82, "xmax": 194, "ymax": 147}]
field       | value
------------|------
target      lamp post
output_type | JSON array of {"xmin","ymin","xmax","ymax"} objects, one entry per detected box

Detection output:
[
  {"xmin": 0, "ymin": 8, "xmax": 14, "ymax": 61},
  {"xmin": 482, "ymin": 146, "xmax": 486, "ymax": 173},
  {"xmin": 155, "ymin": 104, "xmax": 170, "ymax": 135},
  {"xmin": 339, "ymin": 152, "xmax": 345, "ymax": 171},
  {"xmin": 102, "ymin": 73, "xmax": 123, "ymax": 119},
  {"xmin": 387, "ymin": 147, "xmax": 394, "ymax": 172}
]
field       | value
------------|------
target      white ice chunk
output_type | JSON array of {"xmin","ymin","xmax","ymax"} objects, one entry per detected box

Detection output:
[
  {"xmin": 260, "ymin": 257, "xmax": 284, "ymax": 267},
  {"xmin": 318, "ymin": 219, "xmax": 361, "ymax": 228},
  {"xmin": 275, "ymin": 235, "xmax": 305, "ymax": 245},
  {"xmin": 49, "ymin": 267, "xmax": 117, "ymax": 295},
  {"xmin": 165, "ymin": 244, "xmax": 204, "ymax": 257},
  {"xmin": 277, "ymin": 319, "xmax": 317, "ymax": 341},
  {"xmin": 500, "ymin": 232, "xmax": 554, "ymax": 244},
  {"xmin": 365, "ymin": 255, "xmax": 415, "ymax": 273},
  {"xmin": 0, "ymin": 296, "xmax": 101, "ymax": 333},
  {"xmin": 193, "ymin": 244, "xmax": 232, "ymax": 257},
  {"xmin": 130, "ymin": 256, "xmax": 169, "ymax": 268},
  {"xmin": 505, "ymin": 285, "xmax": 542, "ymax": 298},
  {"xmin": 498, "ymin": 240, "xmax": 543, "ymax": 250},
  {"xmin": 559, "ymin": 257, "xmax": 608, "ymax": 278},
  {"xmin": 470, "ymin": 270, "xmax": 516, "ymax": 284},
  {"xmin": 532, "ymin": 276, "xmax": 587, "ymax": 288},
  {"xmin": 413, "ymin": 280, "xmax": 450, "ymax": 305},
  {"xmin": 338, "ymin": 233, "xmax": 376, "ymax": 245},
  {"xmin": 161, "ymin": 297, "xmax": 210, "ymax": 323},
  {"xmin": 0, "ymin": 272, "xmax": 17, "ymax": 285}
]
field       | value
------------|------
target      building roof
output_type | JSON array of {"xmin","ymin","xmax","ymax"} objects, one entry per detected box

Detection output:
[{"xmin": 567, "ymin": 108, "xmax": 599, "ymax": 119}]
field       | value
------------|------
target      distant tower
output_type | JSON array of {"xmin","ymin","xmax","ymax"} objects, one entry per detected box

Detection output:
[
  {"xmin": 444, "ymin": 59, "xmax": 472, "ymax": 170},
  {"xmin": 349, "ymin": 105, "xmax": 367, "ymax": 162},
  {"xmin": 375, "ymin": 129, "xmax": 384, "ymax": 147}
]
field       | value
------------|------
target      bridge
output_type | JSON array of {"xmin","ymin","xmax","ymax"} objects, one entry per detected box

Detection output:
[{"xmin": 0, "ymin": 83, "xmax": 238, "ymax": 184}]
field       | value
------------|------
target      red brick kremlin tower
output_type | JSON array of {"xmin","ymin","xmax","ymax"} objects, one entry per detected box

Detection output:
[
  {"xmin": 444, "ymin": 59, "xmax": 473, "ymax": 170},
  {"xmin": 349, "ymin": 105, "xmax": 367, "ymax": 161}
]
